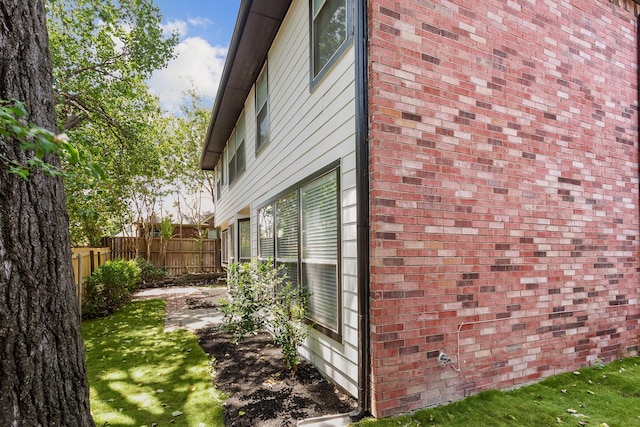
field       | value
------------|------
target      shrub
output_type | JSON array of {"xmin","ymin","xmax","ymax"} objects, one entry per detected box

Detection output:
[
  {"xmin": 220, "ymin": 259, "xmax": 309, "ymax": 373},
  {"xmin": 135, "ymin": 257, "xmax": 168, "ymax": 287},
  {"xmin": 271, "ymin": 281, "xmax": 309, "ymax": 373},
  {"xmin": 82, "ymin": 259, "xmax": 141, "ymax": 319},
  {"xmin": 219, "ymin": 260, "xmax": 272, "ymax": 340}
]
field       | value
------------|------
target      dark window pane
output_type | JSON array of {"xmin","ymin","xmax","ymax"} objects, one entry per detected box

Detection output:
[{"xmin": 313, "ymin": 0, "xmax": 347, "ymax": 76}]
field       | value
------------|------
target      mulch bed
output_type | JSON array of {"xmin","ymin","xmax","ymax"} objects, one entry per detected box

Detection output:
[{"xmin": 196, "ymin": 328, "xmax": 358, "ymax": 426}]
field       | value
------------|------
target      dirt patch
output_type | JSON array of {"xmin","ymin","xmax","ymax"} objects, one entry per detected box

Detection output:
[
  {"xmin": 185, "ymin": 296, "xmax": 219, "ymax": 309},
  {"xmin": 197, "ymin": 328, "xmax": 358, "ymax": 426}
]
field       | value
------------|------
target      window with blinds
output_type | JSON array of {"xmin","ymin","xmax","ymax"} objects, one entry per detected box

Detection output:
[
  {"xmin": 276, "ymin": 191, "xmax": 299, "ymax": 287},
  {"xmin": 301, "ymin": 170, "xmax": 338, "ymax": 332},
  {"xmin": 258, "ymin": 204, "xmax": 274, "ymax": 260},
  {"xmin": 256, "ymin": 165, "xmax": 341, "ymax": 339}
]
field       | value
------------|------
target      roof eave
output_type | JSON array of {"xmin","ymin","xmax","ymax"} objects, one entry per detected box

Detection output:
[{"xmin": 200, "ymin": 0, "xmax": 293, "ymax": 170}]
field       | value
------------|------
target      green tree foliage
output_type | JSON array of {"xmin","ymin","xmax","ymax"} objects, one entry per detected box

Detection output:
[
  {"xmin": 164, "ymin": 95, "xmax": 215, "ymax": 225},
  {"xmin": 46, "ymin": 0, "xmax": 179, "ymax": 245}
]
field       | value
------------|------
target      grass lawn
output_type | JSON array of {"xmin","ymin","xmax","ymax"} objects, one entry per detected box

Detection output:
[
  {"xmin": 82, "ymin": 299, "xmax": 224, "ymax": 427},
  {"xmin": 356, "ymin": 356, "xmax": 640, "ymax": 427}
]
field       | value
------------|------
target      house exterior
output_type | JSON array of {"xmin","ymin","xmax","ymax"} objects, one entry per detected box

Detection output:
[{"xmin": 200, "ymin": 0, "xmax": 640, "ymax": 419}]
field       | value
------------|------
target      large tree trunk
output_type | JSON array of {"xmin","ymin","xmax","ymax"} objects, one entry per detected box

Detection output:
[{"xmin": 0, "ymin": 1, "xmax": 94, "ymax": 425}]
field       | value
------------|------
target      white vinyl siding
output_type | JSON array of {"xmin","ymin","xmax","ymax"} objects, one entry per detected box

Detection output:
[{"xmin": 213, "ymin": 0, "xmax": 358, "ymax": 396}]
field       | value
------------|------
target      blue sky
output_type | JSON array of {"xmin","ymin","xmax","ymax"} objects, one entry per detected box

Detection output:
[{"xmin": 147, "ymin": 0, "xmax": 241, "ymax": 113}]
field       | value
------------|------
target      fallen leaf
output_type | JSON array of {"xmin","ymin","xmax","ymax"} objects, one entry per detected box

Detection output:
[
  {"xmin": 561, "ymin": 389, "xmax": 567, "ymax": 393},
  {"xmin": 572, "ymin": 413, "xmax": 589, "ymax": 419},
  {"xmin": 171, "ymin": 411, "xmax": 183, "ymax": 417},
  {"xmin": 238, "ymin": 411, "xmax": 246, "ymax": 416},
  {"xmin": 567, "ymin": 409, "xmax": 577, "ymax": 414},
  {"xmin": 557, "ymin": 416, "xmax": 563, "ymax": 423},
  {"xmin": 586, "ymin": 390, "xmax": 595, "ymax": 395},
  {"xmin": 155, "ymin": 389, "xmax": 164, "ymax": 393},
  {"xmin": 573, "ymin": 371, "xmax": 581, "ymax": 375},
  {"xmin": 600, "ymin": 423, "xmax": 610, "ymax": 427}
]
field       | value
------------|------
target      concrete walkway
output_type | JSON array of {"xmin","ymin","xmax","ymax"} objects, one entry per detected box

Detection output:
[{"xmin": 132, "ymin": 286, "xmax": 227, "ymax": 332}]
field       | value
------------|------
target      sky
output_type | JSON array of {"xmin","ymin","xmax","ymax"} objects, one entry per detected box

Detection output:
[
  {"xmin": 145, "ymin": 1, "xmax": 241, "ymax": 219},
  {"xmin": 148, "ymin": 0, "xmax": 241, "ymax": 113}
]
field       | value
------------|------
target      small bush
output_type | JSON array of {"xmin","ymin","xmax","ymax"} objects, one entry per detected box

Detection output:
[
  {"xmin": 271, "ymin": 281, "xmax": 309, "ymax": 373},
  {"xmin": 220, "ymin": 259, "xmax": 309, "ymax": 373},
  {"xmin": 135, "ymin": 257, "xmax": 168, "ymax": 287},
  {"xmin": 82, "ymin": 259, "xmax": 141, "ymax": 319},
  {"xmin": 219, "ymin": 260, "xmax": 272, "ymax": 340}
]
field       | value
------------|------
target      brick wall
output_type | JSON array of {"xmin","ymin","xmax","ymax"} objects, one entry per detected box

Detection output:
[{"xmin": 368, "ymin": 0, "xmax": 640, "ymax": 418}]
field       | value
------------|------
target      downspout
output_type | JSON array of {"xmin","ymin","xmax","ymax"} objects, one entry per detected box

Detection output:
[{"xmin": 350, "ymin": 0, "xmax": 371, "ymax": 421}]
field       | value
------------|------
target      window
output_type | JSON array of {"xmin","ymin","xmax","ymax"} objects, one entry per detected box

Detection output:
[
  {"xmin": 301, "ymin": 171, "xmax": 338, "ymax": 331},
  {"xmin": 221, "ymin": 229, "xmax": 229, "ymax": 264},
  {"xmin": 255, "ymin": 67, "xmax": 269, "ymax": 152},
  {"xmin": 228, "ymin": 113, "xmax": 246, "ymax": 185},
  {"xmin": 215, "ymin": 163, "xmax": 223, "ymax": 200},
  {"xmin": 239, "ymin": 219, "xmax": 251, "ymax": 262},
  {"xmin": 228, "ymin": 223, "xmax": 235, "ymax": 264},
  {"xmin": 258, "ymin": 204, "xmax": 275, "ymax": 260},
  {"xmin": 311, "ymin": 0, "xmax": 351, "ymax": 82},
  {"xmin": 276, "ymin": 191, "xmax": 299, "ymax": 287},
  {"xmin": 257, "ymin": 165, "xmax": 340, "ymax": 339}
]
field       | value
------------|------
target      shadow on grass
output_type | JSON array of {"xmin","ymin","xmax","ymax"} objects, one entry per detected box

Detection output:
[{"xmin": 83, "ymin": 299, "xmax": 224, "ymax": 426}]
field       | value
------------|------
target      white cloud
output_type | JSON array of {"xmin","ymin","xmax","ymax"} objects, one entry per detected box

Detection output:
[
  {"xmin": 187, "ymin": 17, "xmax": 213, "ymax": 28},
  {"xmin": 161, "ymin": 19, "xmax": 188, "ymax": 38},
  {"xmin": 148, "ymin": 36, "xmax": 227, "ymax": 113}
]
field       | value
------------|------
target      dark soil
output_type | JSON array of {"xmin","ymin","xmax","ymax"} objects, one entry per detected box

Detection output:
[
  {"xmin": 196, "ymin": 328, "xmax": 358, "ymax": 426},
  {"xmin": 185, "ymin": 296, "xmax": 219, "ymax": 309}
]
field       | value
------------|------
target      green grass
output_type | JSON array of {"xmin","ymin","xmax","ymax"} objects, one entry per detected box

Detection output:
[
  {"xmin": 82, "ymin": 299, "xmax": 224, "ymax": 427},
  {"xmin": 357, "ymin": 357, "xmax": 640, "ymax": 427}
]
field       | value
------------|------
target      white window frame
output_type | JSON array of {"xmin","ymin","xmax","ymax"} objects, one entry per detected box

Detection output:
[{"xmin": 255, "ymin": 66, "xmax": 269, "ymax": 153}]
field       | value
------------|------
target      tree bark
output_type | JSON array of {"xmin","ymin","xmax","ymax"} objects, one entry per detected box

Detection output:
[{"xmin": 0, "ymin": 1, "xmax": 95, "ymax": 425}]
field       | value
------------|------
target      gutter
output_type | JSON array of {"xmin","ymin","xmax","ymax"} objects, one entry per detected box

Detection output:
[{"xmin": 349, "ymin": 0, "xmax": 371, "ymax": 421}]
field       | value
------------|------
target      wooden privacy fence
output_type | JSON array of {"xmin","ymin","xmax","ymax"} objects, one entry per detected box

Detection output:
[
  {"xmin": 71, "ymin": 247, "xmax": 112, "ymax": 306},
  {"xmin": 105, "ymin": 236, "xmax": 218, "ymax": 277}
]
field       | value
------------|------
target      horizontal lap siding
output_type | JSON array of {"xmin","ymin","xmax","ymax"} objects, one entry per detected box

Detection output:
[
  {"xmin": 368, "ymin": 0, "xmax": 640, "ymax": 418},
  {"xmin": 214, "ymin": 0, "xmax": 359, "ymax": 396}
]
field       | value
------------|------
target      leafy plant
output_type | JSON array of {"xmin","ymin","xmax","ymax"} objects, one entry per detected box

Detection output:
[
  {"xmin": 82, "ymin": 258, "xmax": 141, "ymax": 319},
  {"xmin": 271, "ymin": 281, "xmax": 310, "ymax": 373},
  {"xmin": 135, "ymin": 256, "xmax": 168, "ymax": 287},
  {"xmin": 220, "ymin": 259, "xmax": 310, "ymax": 373},
  {"xmin": 219, "ymin": 260, "xmax": 272, "ymax": 340}
]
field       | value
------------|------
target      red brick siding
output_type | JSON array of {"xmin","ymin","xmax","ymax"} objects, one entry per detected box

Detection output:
[{"xmin": 368, "ymin": 0, "xmax": 640, "ymax": 418}]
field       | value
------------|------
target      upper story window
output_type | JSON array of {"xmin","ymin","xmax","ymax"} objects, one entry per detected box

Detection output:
[
  {"xmin": 228, "ymin": 112, "xmax": 246, "ymax": 185},
  {"xmin": 311, "ymin": 0, "xmax": 352, "ymax": 84},
  {"xmin": 215, "ymin": 163, "xmax": 222, "ymax": 200},
  {"xmin": 256, "ymin": 67, "xmax": 269, "ymax": 152}
]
